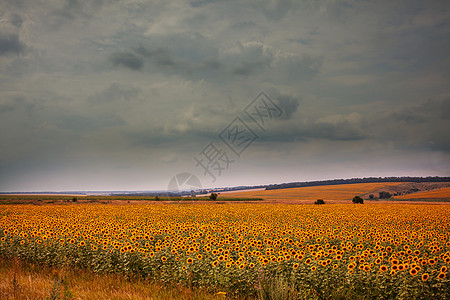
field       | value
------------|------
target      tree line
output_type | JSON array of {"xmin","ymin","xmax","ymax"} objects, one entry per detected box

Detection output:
[{"xmin": 265, "ymin": 176, "xmax": 450, "ymax": 191}]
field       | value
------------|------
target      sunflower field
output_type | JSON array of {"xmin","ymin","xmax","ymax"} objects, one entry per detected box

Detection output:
[{"xmin": 1, "ymin": 203, "xmax": 449, "ymax": 299}]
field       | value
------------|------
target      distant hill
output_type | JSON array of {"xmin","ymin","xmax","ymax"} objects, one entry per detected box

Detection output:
[{"xmin": 265, "ymin": 176, "xmax": 450, "ymax": 190}]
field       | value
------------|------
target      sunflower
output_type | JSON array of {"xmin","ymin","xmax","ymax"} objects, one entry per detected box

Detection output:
[
  {"xmin": 409, "ymin": 268, "xmax": 418, "ymax": 276},
  {"xmin": 161, "ymin": 256, "xmax": 167, "ymax": 262},
  {"xmin": 422, "ymin": 273, "xmax": 429, "ymax": 281},
  {"xmin": 212, "ymin": 260, "xmax": 219, "ymax": 267},
  {"xmin": 293, "ymin": 263, "xmax": 299, "ymax": 269},
  {"xmin": 311, "ymin": 266, "xmax": 317, "ymax": 271},
  {"xmin": 437, "ymin": 272, "xmax": 446, "ymax": 279},
  {"xmin": 187, "ymin": 257, "xmax": 193, "ymax": 264},
  {"xmin": 380, "ymin": 265, "xmax": 388, "ymax": 272}
]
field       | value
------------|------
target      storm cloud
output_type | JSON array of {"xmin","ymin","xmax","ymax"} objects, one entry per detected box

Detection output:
[
  {"xmin": 1, "ymin": 0, "xmax": 449, "ymax": 191},
  {"xmin": 109, "ymin": 51, "xmax": 144, "ymax": 71},
  {"xmin": 0, "ymin": 34, "xmax": 24, "ymax": 55}
]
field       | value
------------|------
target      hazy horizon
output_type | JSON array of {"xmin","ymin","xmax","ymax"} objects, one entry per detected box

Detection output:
[{"xmin": 1, "ymin": 0, "xmax": 449, "ymax": 192}]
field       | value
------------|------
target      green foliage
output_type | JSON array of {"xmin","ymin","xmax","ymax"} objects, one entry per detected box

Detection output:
[
  {"xmin": 352, "ymin": 196, "xmax": 364, "ymax": 204},
  {"xmin": 209, "ymin": 193, "xmax": 218, "ymax": 200},
  {"xmin": 379, "ymin": 191, "xmax": 392, "ymax": 199},
  {"xmin": 369, "ymin": 194, "xmax": 374, "ymax": 199},
  {"xmin": 314, "ymin": 199, "xmax": 325, "ymax": 205}
]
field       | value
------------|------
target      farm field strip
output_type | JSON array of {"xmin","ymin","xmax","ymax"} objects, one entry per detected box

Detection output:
[
  {"xmin": 222, "ymin": 182, "xmax": 405, "ymax": 202},
  {"xmin": 1, "ymin": 203, "xmax": 449, "ymax": 299},
  {"xmin": 394, "ymin": 187, "xmax": 450, "ymax": 199}
]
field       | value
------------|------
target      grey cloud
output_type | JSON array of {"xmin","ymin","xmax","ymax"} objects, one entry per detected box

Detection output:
[
  {"xmin": 89, "ymin": 82, "xmax": 141, "ymax": 103},
  {"xmin": 109, "ymin": 46, "xmax": 186, "ymax": 72},
  {"xmin": 306, "ymin": 121, "xmax": 367, "ymax": 141},
  {"xmin": 229, "ymin": 21, "xmax": 259, "ymax": 30},
  {"xmin": 144, "ymin": 47, "xmax": 178, "ymax": 67},
  {"xmin": 257, "ymin": 0, "xmax": 298, "ymax": 21},
  {"xmin": 259, "ymin": 119, "xmax": 367, "ymax": 143},
  {"xmin": 110, "ymin": 41, "xmax": 321, "ymax": 83},
  {"xmin": 56, "ymin": 113, "xmax": 96, "ymax": 131},
  {"xmin": 0, "ymin": 33, "xmax": 24, "ymax": 56},
  {"xmin": 221, "ymin": 42, "xmax": 274, "ymax": 77},
  {"xmin": 363, "ymin": 95, "xmax": 450, "ymax": 153},
  {"xmin": 55, "ymin": 113, "xmax": 125, "ymax": 132},
  {"xmin": 232, "ymin": 60, "xmax": 270, "ymax": 76},
  {"xmin": 200, "ymin": 58, "xmax": 222, "ymax": 70},
  {"xmin": 110, "ymin": 45, "xmax": 214, "ymax": 74},
  {"xmin": 127, "ymin": 128, "xmax": 216, "ymax": 148},
  {"xmin": 10, "ymin": 13, "xmax": 23, "ymax": 28},
  {"xmin": 47, "ymin": 0, "xmax": 107, "ymax": 28},
  {"xmin": 190, "ymin": 0, "xmax": 224, "ymax": 8},
  {"xmin": 273, "ymin": 54, "xmax": 323, "ymax": 82},
  {"xmin": 109, "ymin": 51, "xmax": 144, "ymax": 70},
  {"xmin": 392, "ymin": 95, "xmax": 450, "ymax": 123},
  {"xmin": 46, "ymin": 0, "xmax": 83, "ymax": 28},
  {"xmin": 270, "ymin": 92, "xmax": 301, "ymax": 120},
  {"xmin": 0, "ymin": 96, "xmax": 36, "ymax": 115},
  {"xmin": 421, "ymin": 96, "xmax": 450, "ymax": 120}
]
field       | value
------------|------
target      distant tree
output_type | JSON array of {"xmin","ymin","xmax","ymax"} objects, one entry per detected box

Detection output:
[
  {"xmin": 314, "ymin": 199, "xmax": 325, "ymax": 205},
  {"xmin": 352, "ymin": 196, "xmax": 364, "ymax": 204},
  {"xmin": 369, "ymin": 194, "xmax": 374, "ymax": 199},
  {"xmin": 72, "ymin": 197, "xmax": 78, "ymax": 202},
  {"xmin": 209, "ymin": 193, "xmax": 218, "ymax": 200},
  {"xmin": 155, "ymin": 196, "xmax": 160, "ymax": 201},
  {"xmin": 379, "ymin": 191, "xmax": 391, "ymax": 199}
]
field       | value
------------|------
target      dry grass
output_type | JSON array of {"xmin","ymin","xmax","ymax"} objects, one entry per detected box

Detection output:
[
  {"xmin": 221, "ymin": 182, "xmax": 405, "ymax": 203},
  {"xmin": 394, "ymin": 187, "xmax": 450, "ymax": 199},
  {"xmin": 0, "ymin": 256, "xmax": 225, "ymax": 300}
]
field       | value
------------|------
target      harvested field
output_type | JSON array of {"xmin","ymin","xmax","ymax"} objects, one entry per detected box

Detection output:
[{"xmin": 221, "ymin": 182, "xmax": 406, "ymax": 203}]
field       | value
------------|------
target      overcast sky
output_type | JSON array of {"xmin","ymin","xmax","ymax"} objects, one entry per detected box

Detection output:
[{"xmin": 1, "ymin": 0, "xmax": 449, "ymax": 192}]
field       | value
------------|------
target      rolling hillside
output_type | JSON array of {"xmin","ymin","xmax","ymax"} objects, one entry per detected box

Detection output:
[{"xmin": 221, "ymin": 182, "xmax": 405, "ymax": 203}]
